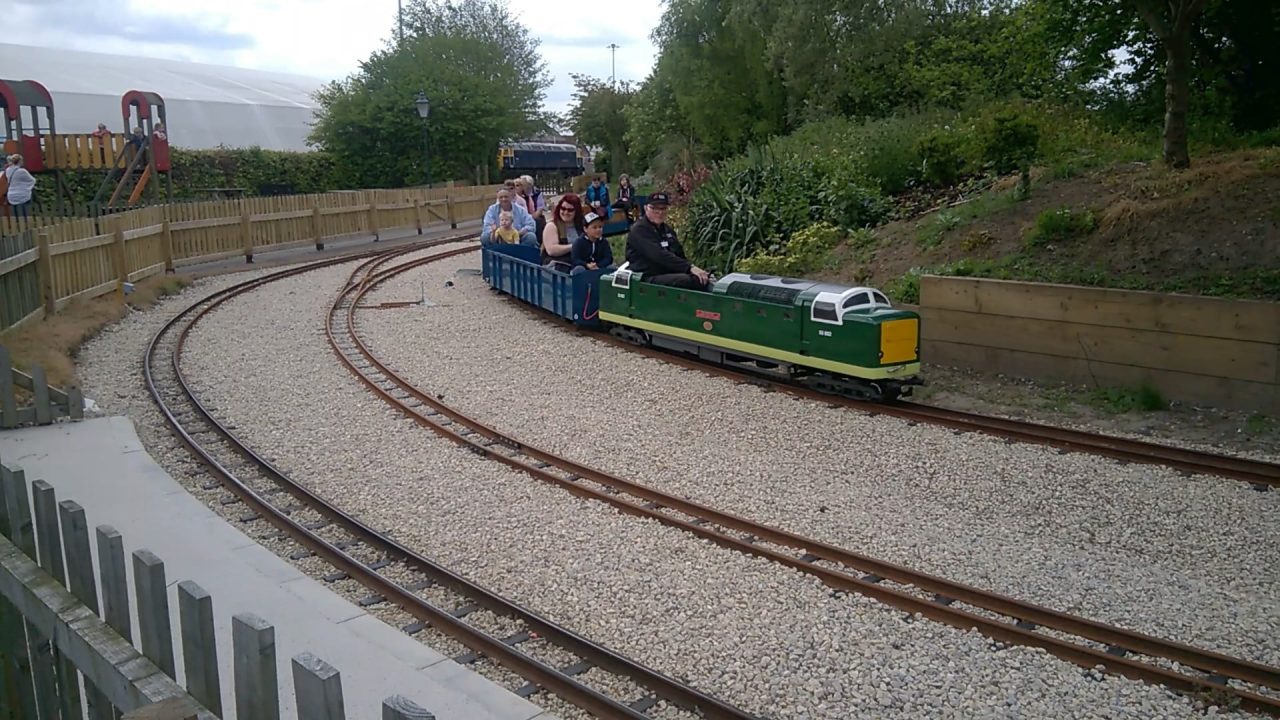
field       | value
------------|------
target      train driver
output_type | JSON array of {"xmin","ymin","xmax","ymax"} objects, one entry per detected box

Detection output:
[{"xmin": 623, "ymin": 192, "xmax": 710, "ymax": 290}]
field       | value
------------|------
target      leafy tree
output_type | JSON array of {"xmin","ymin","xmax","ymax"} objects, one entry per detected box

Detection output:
[
  {"xmin": 308, "ymin": 0, "xmax": 550, "ymax": 187},
  {"xmin": 651, "ymin": 0, "xmax": 786, "ymax": 159},
  {"xmin": 566, "ymin": 74, "xmax": 636, "ymax": 176},
  {"xmin": 1131, "ymin": 0, "xmax": 1214, "ymax": 168},
  {"xmin": 623, "ymin": 62, "xmax": 703, "ymax": 177}
]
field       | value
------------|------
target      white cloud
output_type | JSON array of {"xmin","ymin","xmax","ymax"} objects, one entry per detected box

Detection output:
[{"xmin": 8, "ymin": 0, "xmax": 662, "ymax": 118}]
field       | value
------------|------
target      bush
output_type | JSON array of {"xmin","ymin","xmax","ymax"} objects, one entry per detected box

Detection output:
[
  {"xmin": 32, "ymin": 146, "xmax": 343, "ymax": 210},
  {"xmin": 1025, "ymin": 207, "xmax": 1097, "ymax": 246},
  {"xmin": 980, "ymin": 106, "xmax": 1041, "ymax": 175},
  {"xmin": 684, "ymin": 146, "xmax": 887, "ymax": 272},
  {"xmin": 914, "ymin": 129, "xmax": 966, "ymax": 186},
  {"xmin": 736, "ymin": 222, "xmax": 845, "ymax": 277},
  {"xmin": 662, "ymin": 164, "xmax": 713, "ymax": 207}
]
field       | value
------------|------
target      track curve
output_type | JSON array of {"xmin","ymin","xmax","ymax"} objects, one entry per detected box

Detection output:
[
  {"xmin": 334, "ymin": 248, "xmax": 1280, "ymax": 717},
  {"xmin": 147, "ymin": 240, "xmax": 761, "ymax": 720}
]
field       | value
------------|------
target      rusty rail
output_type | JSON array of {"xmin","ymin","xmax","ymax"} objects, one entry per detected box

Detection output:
[
  {"xmin": 146, "ymin": 239, "xmax": 759, "ymax": 720},
  {"xmin": 335, "ymin": 251, "xmax": 1280, "ymax": 717}
]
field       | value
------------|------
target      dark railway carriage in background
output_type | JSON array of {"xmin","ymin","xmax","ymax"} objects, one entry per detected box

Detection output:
[
  {"xmin": 497, "ymin": 142, "xmax": 585, "ymax": 180},
  {"xmin": 481, "ymin": 244, "xmax": 923, "ymax": 401}
]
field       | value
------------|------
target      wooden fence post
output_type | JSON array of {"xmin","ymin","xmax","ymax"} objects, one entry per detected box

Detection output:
[
  {"xmin": 31, "ymin": 364, "xmax": 52, "ymax": 426},
  {"xmin": 31, "ymin": 480, "xmax": 65, "ymax": 581},
  {"xmin": 32, "ymin": 479, "xmax": 84, "ymax": 720},
  {"xmin": 0, "ymin": 346, "xmax": 15, "ymax": 430},
  {"xmin": 414, "ymin": 200, "xmax": 424, "ymax": 236},
  {"xmin": 241, "ymin": 201, "xmax": 254, "ymax": 264},
  {"xmin": 0, "ymin": 349, "xmax": 12, "ymax": 429},
  {"xmin": 446, "ymin": 195, "xmax": 457, "ymax": 229},
  {"xmin": 112, "ymin": 216, "xmax": 128, "ymax": 296},
  {"xmin": 60, "ymin": 500, "xmax": 116, "ymax": 720},
  {"xmin": 311, "ymin": 198, "xmax": 325, "ymax": 251},
  {"xmin": 233, "ymin": 613, "xmax": 279, "ymax": 720},
  {"xmin": 177, "ymin": 581, "xmax": 222, "ymax": 716},
  {"xmin": 382, "ymin": 694, "xmax": 434, "ymax": 720},
  {"xmin": 133, "ymin": 549, "xmax": 176, "ymax": 678},
  {"xmin": 36, "ymin": 230, "xmax": 55, "ymax": 316},
  {"xmin": 367, "ymin": 194, "xmax": 380, "ymax": 242},
  {"xmin": 161, "ymin": 219, "xmax": 174, "ymax": 274},
  {"xmin": 292, "ymin": 652, "xmax": 346, "ymax": 720},
  {"xmin": 96, "ymin": 526, "xmax": 133, "ymax": 642},
  {"xmin": 1, "ymin": 464, "xmax": 45, "ymax": 720},
  {"xmin": 58, "ymin": 499, "xmax": 99, "ymax": 609}
]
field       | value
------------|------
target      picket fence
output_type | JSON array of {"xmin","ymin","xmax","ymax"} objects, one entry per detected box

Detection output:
[
  {"xmin": 0, "ymin": 185, "xmax": 499, "ymax": 333},
  {"xmin": 0, "ymin": 458, "xmax": 438, "ymax": 719}
]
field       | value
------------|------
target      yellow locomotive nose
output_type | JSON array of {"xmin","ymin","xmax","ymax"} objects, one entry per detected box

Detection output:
[{"xmin": 879, "ymin": 318, "xmax": 919, "ymax": 364}]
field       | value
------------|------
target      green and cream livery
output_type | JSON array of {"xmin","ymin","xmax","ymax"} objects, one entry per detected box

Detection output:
[{"xmin": 598, "ymin": 264, "xmax": 923, "ymax": 401}]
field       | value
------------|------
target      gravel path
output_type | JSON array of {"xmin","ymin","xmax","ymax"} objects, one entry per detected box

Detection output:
[
  {"xmin": 353, "ymin": 252, "xmax": 1280, "ymax": 675},
  {"xmin": 68, "ymin": 244, "xmax": 1274, "ymax": 718}
]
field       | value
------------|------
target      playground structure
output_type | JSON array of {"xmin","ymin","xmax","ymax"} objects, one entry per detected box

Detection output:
[{"xmin": 0, "ymin": 79, "xmax": 172, "ymax": 215}]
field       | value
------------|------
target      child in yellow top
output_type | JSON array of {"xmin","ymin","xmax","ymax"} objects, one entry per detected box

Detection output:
[{"xmin": 493, "ymin": 210, "xmax": 521, "ymax": 244}]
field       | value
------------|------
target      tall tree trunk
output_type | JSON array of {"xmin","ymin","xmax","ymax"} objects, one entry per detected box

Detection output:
[
  {"xmin": 1133, "ymin": 0, "xmax": 1210, "ymax": 170},
  {"xmin": 1163, "ymin": 31, "xmax": 1194, "ymax": 169}
]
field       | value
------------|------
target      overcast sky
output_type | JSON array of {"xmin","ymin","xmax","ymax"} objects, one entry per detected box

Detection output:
[{"xmin": 4, "ymin": 0, "xmax": 663, "ymax": 118}]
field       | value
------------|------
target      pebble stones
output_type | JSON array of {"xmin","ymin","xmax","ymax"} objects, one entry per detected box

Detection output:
[{"xmin": 75, "ymin": 250, "xmax": 1272, "ymax": 719}]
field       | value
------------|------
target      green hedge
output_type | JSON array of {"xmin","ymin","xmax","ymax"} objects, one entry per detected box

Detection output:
[{"xmin": 31, "ymin": 147, "xmax": 344, "ymax": 210}]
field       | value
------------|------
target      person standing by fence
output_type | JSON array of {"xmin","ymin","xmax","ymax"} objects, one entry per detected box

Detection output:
[{"xmin": 4, "ymin": 154, "xmax": 36, "ymax": 220}]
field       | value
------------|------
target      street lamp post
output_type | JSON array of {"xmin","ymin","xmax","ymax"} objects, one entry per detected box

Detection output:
[{"xmin": 415, "ymin": 91, "xmax": 431, "ymax": 187}]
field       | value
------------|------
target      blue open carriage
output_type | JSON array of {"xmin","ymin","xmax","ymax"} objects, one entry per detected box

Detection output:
[
  {"xmin": 599, "ymin": 194, "xmax": 649, "ymax": 238},
  {"xmin": 482, "ymin": 244, "xmax": 610, "ymax": 328}
]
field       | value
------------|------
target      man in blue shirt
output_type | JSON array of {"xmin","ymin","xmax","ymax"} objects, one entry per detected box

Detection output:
[{"xmin": 481, "ymin": 188, "xmax": 537, "ymax": 247}]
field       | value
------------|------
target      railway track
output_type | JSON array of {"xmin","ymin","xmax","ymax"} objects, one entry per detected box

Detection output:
[
  {"xmin": 516, "ymin": 300, "xmax": 1280, "ymax": 490},
  {"xmin": 147, "ymin": 240, "xmax": 762, "ymax": 720},
  {"xmin": 333, "ymin": 248, "xmax": 1280, "ymax": 717}
]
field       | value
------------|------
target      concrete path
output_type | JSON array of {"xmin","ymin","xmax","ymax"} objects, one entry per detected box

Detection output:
[{"xmin": 0, "ymin": 416, "xmax": 557, "ymax": 720}]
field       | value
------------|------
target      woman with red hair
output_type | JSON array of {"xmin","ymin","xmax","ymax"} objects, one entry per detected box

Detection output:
[{"xmin": 541, "ymin": 193, "xmax": 584, "ymax": 271}]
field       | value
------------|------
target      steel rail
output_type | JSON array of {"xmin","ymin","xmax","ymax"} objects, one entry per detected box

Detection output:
[
  {"xmin": 326, "ymin": 246, "xmax": 760, "ymax": 719},
  {"xmin": 335, "ymin": 251, "xmax": 1280, "ymax": 717},
  {"xmin": 513, "ymin": 297, "xmax": 1280, "ymax": 489},
  {"xmin": 147, "ymin": 244, "xmax": 670, "ymax": 720},
  {"xmin": 144, "ymin": 240, "xmax": 761, "ymax": 720}
]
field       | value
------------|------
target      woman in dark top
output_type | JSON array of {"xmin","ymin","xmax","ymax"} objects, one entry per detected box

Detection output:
[{"xmin": 541, "ymin": 193, "xmax": 585, "ymax": 271}]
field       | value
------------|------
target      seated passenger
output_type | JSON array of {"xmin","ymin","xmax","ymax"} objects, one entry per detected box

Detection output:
[
  {"xmin": 481, "ymin": 188, "xmax": 536, "ymax": 247},
  {"xmin": 613, "ymin": 173, "xmax": 636, "ymax": 219},
  {"xmin": 624, "ymin": 192, "xmax": 710, "ymax": 289},
  {"xmin": 542, "ymin": 193, "xmax": 584, "ymax": 272},
  {"xmin": 584, "ymin": 176, "xmax": 610, "ymax": 219},
  {"xmin": 570, "ymin": 212, "xmax": 614, "ymax": 275},
  {"xmin": 492, "ymin": 210, "xmax": 521, "ymax": 244}
]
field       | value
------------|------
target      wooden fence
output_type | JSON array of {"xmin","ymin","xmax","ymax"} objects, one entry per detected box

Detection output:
[
  {"xmin": 0, "ymin": 458, "xmax": 438, "ymax": 720},
  {"xmin": 915, "ymin": 275, "xmax": 1280, "ymax": 413},
  {"xmin": 0, "ymin": 345, "xmax": 85, "ymax": 429},
  {"xmin": 0, "ymin": 185, "xmax": 498, "ymax": 333}
]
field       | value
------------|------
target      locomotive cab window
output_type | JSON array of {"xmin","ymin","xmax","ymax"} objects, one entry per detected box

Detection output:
[
  {"xmin": 843, "ymin": 292, "xmax": 871, "ymax": 310},
  {"xmin": 812, "ymin": 301, "xmax": 839, "ymax": 324}
]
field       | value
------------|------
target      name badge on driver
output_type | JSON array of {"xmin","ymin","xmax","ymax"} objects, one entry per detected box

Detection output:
[{"xmin": 660, "ymin": 241, "xmax": 669, "ymax": 248}]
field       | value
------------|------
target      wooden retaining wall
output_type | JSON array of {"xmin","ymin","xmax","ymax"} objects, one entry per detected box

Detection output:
[
  {"xmin": 915, "ymin": 275, "xmax": 1280, "ymax": 413},
  {"xmin": 0, "ymin": 184, "xmax": 499, "ymax": 333}
]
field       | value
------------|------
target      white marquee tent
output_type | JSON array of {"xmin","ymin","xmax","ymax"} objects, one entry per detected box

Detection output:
[{"xmin": 0, "ymin": 43, "xmax": 329, "ymax": 152}]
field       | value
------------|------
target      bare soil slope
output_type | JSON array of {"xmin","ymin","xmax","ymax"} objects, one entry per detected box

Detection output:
[{"xmin": 821, "ymin": 148, "xmax": 1280, "ymax": 298}]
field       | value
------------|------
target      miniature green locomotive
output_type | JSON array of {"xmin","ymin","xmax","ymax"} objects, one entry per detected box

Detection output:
[{"xmin": 598, "ymin": 267, "xmax": 922, "ymax": 401}]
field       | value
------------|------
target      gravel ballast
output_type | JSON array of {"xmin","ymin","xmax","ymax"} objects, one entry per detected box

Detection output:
[
  {"xmin": 75, "ymin": 246, "xmax": 1273, "ymax": 719},
  {"xmin": 357, "ymin": 253, "xmax": 1280, "ymax": 669}
]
